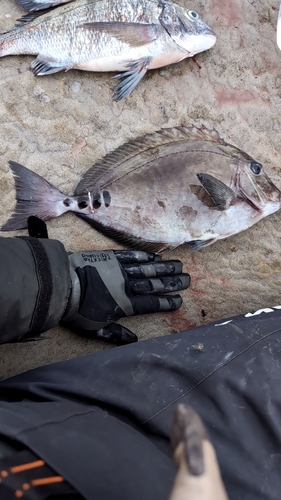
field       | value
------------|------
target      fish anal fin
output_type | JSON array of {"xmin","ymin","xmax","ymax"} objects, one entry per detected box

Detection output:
[
  {"xmin": 197, "ymin": 173, "xmax": 238, "ymax": 210},
  {"xmin": 186, "ymin": 239, "xmax": 217, "ymax": 251},
  {"xmin": 76, "ymin": 214, "xmax": 169, "ymax": 254},
  {"xmin": 81, "ymin": 22, "xmax": 157, "ymax": 48},
  {"xmin": 30, "ymin": 55, "xmax": 71, "ymax": 76}
]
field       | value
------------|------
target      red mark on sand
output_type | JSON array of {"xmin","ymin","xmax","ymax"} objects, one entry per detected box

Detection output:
[
  {"xmin": 215, "ymin": 86, "xmax": 258, "ymax": 107},
  {"xmin": 211, "ymin": 0, "xmax": 244, "ymax": 27},
  {"xmin": 166, "ymin": 308, "xmax": 197, "ymax": 333}
]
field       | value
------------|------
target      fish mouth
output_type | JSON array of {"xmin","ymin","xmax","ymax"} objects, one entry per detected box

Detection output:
[
  {"xmin": 185, "ymin": 33, "xmax": 216, "ymax": 54},
  {"xmin": 205, "ymin": 33, "xmax": 217, "ymax": 49}
]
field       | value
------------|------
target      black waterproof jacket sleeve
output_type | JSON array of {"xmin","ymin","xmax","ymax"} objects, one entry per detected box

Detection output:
[{"xmin": 0, "ymin": 236, "xmax": 71, "ymax": 344}]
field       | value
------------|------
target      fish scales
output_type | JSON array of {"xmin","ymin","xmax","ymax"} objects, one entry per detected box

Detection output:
[
  {"xmin": 76, "ymin": 145, "xmax": 239, "ymax": 243},
  {"xmin": 0, "ymin": 0, "xmax": 216, "ymax": 99},
  {"xmin": 1, "ymin": 0, "xmax": 161, "ymax": 57},
  {"xmin": 2, "ymin": 126, "xmax": 281, "ymax": 252}
]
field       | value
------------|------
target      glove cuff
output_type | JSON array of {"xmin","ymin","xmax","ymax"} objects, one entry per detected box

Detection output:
[{"xmin": 19, "ymin": 237, "xmax": 71, "ymax": 338}]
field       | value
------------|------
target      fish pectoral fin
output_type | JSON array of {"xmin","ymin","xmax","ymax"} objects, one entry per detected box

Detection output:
[
  {"xmin": 197, "ymin": 173, "xmax": 237, "ymax": 210},
  {"xmin": 30, "ymin": 55, "xmax": 71, "ymax": 76},
  {"xmin": 80, "ymin": 22, "xmax": 157, "ymax": 48},
  {"xmin": 112, "ymin": 56, "xmax": 152, "ymax": 101}
]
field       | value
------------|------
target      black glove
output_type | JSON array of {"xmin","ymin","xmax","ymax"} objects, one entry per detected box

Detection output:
[
  {"xmin": 27, "ymin": 217, "xmax": 190, "ymax": 346},
  {"xmin": 62, "ymin": 249, "xmax": 190, "ymax": 345}
]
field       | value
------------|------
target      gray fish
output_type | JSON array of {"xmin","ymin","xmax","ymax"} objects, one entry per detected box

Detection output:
[
  {"xmin": 3, "ymin": 126, "xmax": 281, "ymax": 252},
  {"xmin": 1, "ymin": 0, "xmax": 216, "ymax": 100}
]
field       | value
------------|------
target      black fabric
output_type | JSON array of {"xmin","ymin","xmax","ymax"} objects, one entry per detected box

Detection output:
[
  {"xmin": 0, "ymin": 307, "xmax": 281, "ymax": 499},
  {"xmin": 19, "ymin": 237, "xmax": 53, "ymax": 335}
]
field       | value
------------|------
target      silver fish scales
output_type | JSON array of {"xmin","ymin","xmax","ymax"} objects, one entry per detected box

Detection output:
[
  {"xmin": 0, "ymin": 0, "xmax": 216, "ymax": 100},
  {"xmin": 2, "ymin": 126, "xmax": 281, "ymax": 252}
]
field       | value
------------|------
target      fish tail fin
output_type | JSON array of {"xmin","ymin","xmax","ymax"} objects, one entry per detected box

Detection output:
[{"xmin": 2, "ymin": 161, "xmax": 68, "ymax": 231}]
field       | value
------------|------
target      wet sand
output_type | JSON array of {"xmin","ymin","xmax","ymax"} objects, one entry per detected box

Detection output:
[{"xmin": 1, "ymin": 0, "xmax": 281, "ymax": 379}]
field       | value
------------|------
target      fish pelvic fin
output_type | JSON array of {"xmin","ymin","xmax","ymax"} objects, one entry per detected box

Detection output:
[
  {"xmin": 197, "ymin": 173, "xmax": 238, "ymax": 210},
  {"xmin": 112, "ymin": 56, "xmax": 152, "ymax": 101},
  {"xmin": 2, "ymin": 161, "xmax": 68, "ymax": 231},
  {"xmin": 76, "ymin": 214, "xmax": 170, "ymax": 254}
]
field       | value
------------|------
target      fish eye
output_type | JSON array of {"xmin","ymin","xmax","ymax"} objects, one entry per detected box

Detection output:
[
  {"xmin": 250, "ymin": 162, "xmax": 262, "ymax": 175},
  {"xmin": 187, "ymin": 11, "xmax": 199, "ymax": 20}
]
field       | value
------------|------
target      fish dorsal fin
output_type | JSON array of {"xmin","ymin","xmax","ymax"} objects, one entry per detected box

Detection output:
[
  {"xmin": 75, "ymin": 125, "xmax": 224, "ymax": 194},
  {"xmin": 15, "ymin": 8, "xmax": 55, "ymax": 27},
  {"xmin": 76, "ymin": 214, "xmax": 169, "ymax": 254},
  {"xmin": 14, "ymin": 0, "xmax": 80, "ymax": 28},
  {"xmin": 14, "ymin": 0, "xmax": 74, "ymax": 12},
  {"xmin": 197, "ymin": 173, "xmax": 238, "ymax": 210}
]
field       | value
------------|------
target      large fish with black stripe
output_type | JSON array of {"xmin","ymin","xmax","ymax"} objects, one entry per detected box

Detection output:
[
  {"xmin": 2, "ymin": 126, "xmax": 281, "ymax": 252},
  {"xmin": 0, "ymin": 0, "xmax": 216, "ymax": 100}
]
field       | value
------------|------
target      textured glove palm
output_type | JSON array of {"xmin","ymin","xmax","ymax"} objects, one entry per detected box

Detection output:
[{"xmin": 62, "ymin": 249, "xmax": 190, "ymax": 345}]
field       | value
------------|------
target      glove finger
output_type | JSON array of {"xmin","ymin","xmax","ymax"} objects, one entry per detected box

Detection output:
[
  {"xmin": 113, "ymin": 250, "xmax": 162, "ymax": 263},
  {"xmin": 71, "ymin": 324, "xmax": 138, "ymax": 345},
  {"xmin": 131, "ymin": 294, "xmax": 182, "ymax": 315},
  {"xmin": 129, "ymin": 273, "xmax": 190, "ymax": 295},
  {"xmin": 27, "ymin": 216, "xmax": 49, "ymax": 238},
  {"xmin": 95, "ymin": 323, "xmax": 138, "ymax": 345},
  {"xmin": 123, "ymin": 260, "xmax": 183, "ymax": 278}
]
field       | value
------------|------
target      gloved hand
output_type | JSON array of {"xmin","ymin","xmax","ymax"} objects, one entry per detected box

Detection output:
[
  {"xmin": 62, "ymin": 249, "xmax": 190, "ymax": 345},
  {"xmin": 27, "ymin": 216, "xmax": 190, "ymax": 346}
]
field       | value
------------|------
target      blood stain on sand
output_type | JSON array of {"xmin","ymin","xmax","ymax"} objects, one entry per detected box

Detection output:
[{"xmin": 166, "ymin": 308, "xmax": 197, "ymax": 333}]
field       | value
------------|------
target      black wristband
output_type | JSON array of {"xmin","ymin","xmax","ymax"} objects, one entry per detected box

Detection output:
[{"xmin": 19, "ymin": 237, "xmax": 53, "ymax": 337}]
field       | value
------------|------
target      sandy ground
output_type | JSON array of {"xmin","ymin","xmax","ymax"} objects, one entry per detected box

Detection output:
[{"xmin": 1, "ymin": 0, "xmax": 281, "ymax": 380}]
